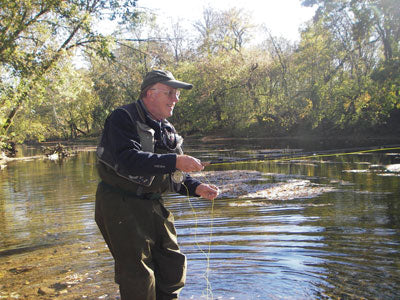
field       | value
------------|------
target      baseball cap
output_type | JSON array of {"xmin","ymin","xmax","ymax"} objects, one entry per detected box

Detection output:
[{"xmin": 141, "ymin": 70, "xmax": 193, "ymax": 91}]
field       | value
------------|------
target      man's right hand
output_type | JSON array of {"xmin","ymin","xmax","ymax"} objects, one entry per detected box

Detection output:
[{"xmin": 176, "ymin": 155, "xmax": 205, "ymax": 172}]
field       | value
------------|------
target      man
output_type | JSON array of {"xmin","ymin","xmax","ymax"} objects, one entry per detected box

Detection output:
[{"xmin": 95, "ymin": 69, "xmax": 219, "ymax": 300}]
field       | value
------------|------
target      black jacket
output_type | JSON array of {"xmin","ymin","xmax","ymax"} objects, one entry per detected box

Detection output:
[{"xmin": 97, "ymin": 100, "xmax": 201, "ymax": 196}]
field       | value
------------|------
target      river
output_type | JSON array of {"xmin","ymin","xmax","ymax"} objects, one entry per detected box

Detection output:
[{"xmin": 1, "ymin": 139, "xmax": 400, "ymax": 299}]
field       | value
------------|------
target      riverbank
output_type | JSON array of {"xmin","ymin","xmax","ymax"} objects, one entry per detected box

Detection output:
[
  {"xmin": 0, "ymin": 144, "xmax": 97, "ymax": 170},
  {"xmin": 197, "ymin": 133, "xmax": 400, "ymax": 151},
  {"xmin": 2, "ymin": 133, "xmax": 399, "ymax": 171},
  {"xmin": 0, "ymin": 154, "xmax": 45, "ymax": 170}
]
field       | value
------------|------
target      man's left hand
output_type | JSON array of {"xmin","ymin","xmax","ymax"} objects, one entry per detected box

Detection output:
[{"xmin": 195, "ymin": 184, "xmax": 219, "ymax": 200}]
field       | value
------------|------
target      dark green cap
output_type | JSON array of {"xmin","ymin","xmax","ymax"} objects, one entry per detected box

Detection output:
[{"xmin": 141, "ymin": 70, "xmax": 193, "ymax": 91}]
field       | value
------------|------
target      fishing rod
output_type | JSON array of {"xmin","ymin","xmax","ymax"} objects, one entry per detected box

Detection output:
[{"xmin": 203, "ymin": 145, "xmax": 400, "ymax": 166}]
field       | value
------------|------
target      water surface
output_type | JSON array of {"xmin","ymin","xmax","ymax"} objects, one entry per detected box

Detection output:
[{"xmin": 1, "ymin": 141, "xmax": 400, "ymax": 299}]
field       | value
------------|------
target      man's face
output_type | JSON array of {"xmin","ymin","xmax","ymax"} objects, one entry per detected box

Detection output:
[{"xmin": 144, "ymin": 83, "xmax": 180, "ymax": 120}]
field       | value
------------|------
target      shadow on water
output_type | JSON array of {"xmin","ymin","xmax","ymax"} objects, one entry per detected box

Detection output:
[{"xmin": 1, "ymin": 138, "xmax": 400, "ymax": 299}]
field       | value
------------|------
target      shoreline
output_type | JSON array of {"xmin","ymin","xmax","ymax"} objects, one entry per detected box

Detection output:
[{"xmin": 2, "ymin": 134, "xmax": 400, "ymax": 169}]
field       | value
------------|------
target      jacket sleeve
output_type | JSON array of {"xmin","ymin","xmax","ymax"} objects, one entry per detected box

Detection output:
[
  {"xmin": 177, "ymin": 175, "xmax": 202, "ymax": 197},
  {"xmin": 105, "ymin": 109, "xmax": 177, "ymax": 176}
]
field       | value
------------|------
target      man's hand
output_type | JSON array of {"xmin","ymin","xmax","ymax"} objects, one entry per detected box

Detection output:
[
  {"xmin": 176, "ymin": 155, "xmax": 204, "ymax": 172},
  {"xmin": 195, "ymin": 183, "xmax": 219, "ymax": 200}
]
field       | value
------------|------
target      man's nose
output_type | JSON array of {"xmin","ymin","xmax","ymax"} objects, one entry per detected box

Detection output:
[{"xmin": 172, "ymin": 94, "xmax": 179, "ymax": 102}]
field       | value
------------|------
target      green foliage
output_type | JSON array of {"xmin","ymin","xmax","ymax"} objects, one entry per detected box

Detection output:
[
  {"xmin": 1, "ymin": 1, "xmax": 399, "ymax": 148},
  {"xmin": 0, "ymin": 0, "xmax": 138, "ymax": 145},
  {"xmin": 8, "ymin": 63, "xmax": 98, "ymax": 141}
]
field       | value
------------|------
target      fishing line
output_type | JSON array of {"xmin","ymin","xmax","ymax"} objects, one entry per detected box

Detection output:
[
  {"xmin": 183, "ymin": 182, "xmax": 214, "ymax": 300},
  {"xmin": 200, "ymin": 174, "xmax": 215, "ymax": 300}
]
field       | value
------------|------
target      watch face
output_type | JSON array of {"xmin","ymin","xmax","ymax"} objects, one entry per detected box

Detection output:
[{"xmin": 172, "ymin": 170, "xmax": 185, "ymax": 183}]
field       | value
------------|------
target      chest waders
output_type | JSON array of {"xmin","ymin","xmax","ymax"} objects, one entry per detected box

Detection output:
[{"xmin": 95, "ymin": 101, "xmax": 187, "ymax": 300}]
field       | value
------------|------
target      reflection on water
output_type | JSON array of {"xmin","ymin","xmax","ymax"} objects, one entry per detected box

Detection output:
[
  {"xmin": 1, "ymin": 141, "xmax": 400, "ymax": 299},
  {"xmin": 0, "ymin": 153, "xmax": 98, "ymax": 253}
]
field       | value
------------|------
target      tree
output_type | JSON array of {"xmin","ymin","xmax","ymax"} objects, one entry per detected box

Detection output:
[
  {"xmin": 0, "ymin": 0, "xmax": 138, "ymax": 144},
  {"xmin": 302, "ymin": 0, "xmax": 399, "ymax": 62},
  {"xmin": 194, "ymin": 7, "xmax": 254, "ymax": 55},
  {"xmin": 299, "ymin": 0, "xmax": 400, "ymax": 133},
  {"xmin": 10, "ymin": 63, "xmax": 98, "ymax": 141}
]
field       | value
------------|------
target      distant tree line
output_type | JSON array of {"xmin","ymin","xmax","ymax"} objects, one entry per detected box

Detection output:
[{"xmin": 1, "ymin": 0, "xmax": 399, "ymax": 151}]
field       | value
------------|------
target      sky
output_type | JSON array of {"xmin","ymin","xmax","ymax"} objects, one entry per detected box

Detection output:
[{"xmin": 135, "ymin": 0, "xmax": 317, "ymax": 42}]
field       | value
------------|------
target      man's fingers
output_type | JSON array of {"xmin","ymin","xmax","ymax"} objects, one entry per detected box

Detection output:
[
  {"xmin": 176, "ymin": 155, "xmax": 205, "ymax": 172},
  {"xmin": 196, "ymin": 183, "xmax": 219, "ymax": 200}
]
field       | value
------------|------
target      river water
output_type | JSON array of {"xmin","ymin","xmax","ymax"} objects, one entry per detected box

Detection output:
[{"xmin": 1, "ymin": 139, "xmax": 400, "ymax": 299}]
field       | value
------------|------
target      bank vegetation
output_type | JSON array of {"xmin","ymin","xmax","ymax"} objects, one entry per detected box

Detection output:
[{"xmin": 1, "ymin": 0, "xmax": 399, "ymax": 154}]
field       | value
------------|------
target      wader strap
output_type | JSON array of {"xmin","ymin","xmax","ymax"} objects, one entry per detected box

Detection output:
[
  {"xmin": 117, "ymin": 101, "xmax": 146, "ymax": 130},
  {"xmin": 135, "ymin": 101, "xmax": 147, "ymax": 124}
]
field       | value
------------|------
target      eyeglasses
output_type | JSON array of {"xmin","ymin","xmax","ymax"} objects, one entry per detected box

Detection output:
[{"xmin": 150, "ymin": 88, "xmax": 180, "ymax": 99}]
